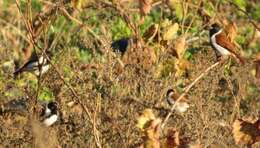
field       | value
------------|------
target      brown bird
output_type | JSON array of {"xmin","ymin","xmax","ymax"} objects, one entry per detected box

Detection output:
[
  {"xmin": 166, "ymin": 89, "xmax": 189, "ymax": 113},
  {"xmin": 209, "ymin": 23, "xmax": 245, "ymax": 64}
]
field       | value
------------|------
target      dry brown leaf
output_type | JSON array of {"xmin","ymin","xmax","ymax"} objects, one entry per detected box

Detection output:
[
  {"xmin": 163, "ymin": 23, "xmax": 179, "ymax": 41},
  {"xmin": 139, "ymin": 0, "xmax": 153, "ymax": 16},
  {"xmin": 226, "ymin": 22, "xmax": 237, "ymax": 43},
  {"xmin": 174, "ymin": 36, "xmax": 186, "ymax": 58},
  {"xmin": 232, "ymin": 119, "xmax": 260, "ymax": 146},
  {"xmin": 137, "ymin": 109, "xmax": 156, "ymax": 130},
  {"xmin": 142, "ymin": 119, "xmax": 161, "ymax": 148},
  {"xmin": 143, "ymin": 24, "xmax": 159, "ymax": 42},
  {"xmin": 164, "ymin": 128, "xmax": 180, "ymax": 148}
]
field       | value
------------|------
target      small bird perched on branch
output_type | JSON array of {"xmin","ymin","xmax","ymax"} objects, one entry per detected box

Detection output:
[
  {"xmin": 209, "ymin": 23, "xmax": 245, "ymax": 64},
  {"xmin": 13, "ymin": 51, "xmax": 52, "ymax": 77},
  {"xmin": 166, "ymin": 89, "xmax": 189, "ymax": 113}
]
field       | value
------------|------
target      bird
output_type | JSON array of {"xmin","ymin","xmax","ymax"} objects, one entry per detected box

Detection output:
[
  {"xmin": 111, "ymin": 38, "xmax": 130, "ymax": 55},
  {"xmin": 13, "ymin": 51, "xmax": 52, "ymax": 77},
  {"xmin": 166, "ymin": 89, "xmax": 189, "ymax": 113},
  {"xmin": 209, "ymin": 23, "xmax": 245, "ymax": 64},
  {"xmin": 40, "ymin": 101, "xmax": 59, "ymax": 127}
]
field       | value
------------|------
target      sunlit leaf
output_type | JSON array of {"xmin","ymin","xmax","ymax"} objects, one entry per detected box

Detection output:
[
  {"xmin": 163, "ymin": 23, "xmax": 179, "ymax": 41},
  {"xmin": 142, "ymin": 119, "xmax": 161, "ymax": 148},
  {"xmin": 71, "ymin": 0, "xmax": 90, "ymax": 10},
  {"xmin": 136, "ymin": 109, "xmax": 156, "ymax": 130}
]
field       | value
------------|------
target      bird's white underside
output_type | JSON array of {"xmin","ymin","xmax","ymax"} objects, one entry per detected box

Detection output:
[
  {"xmin": 167, "ymin": 96, "xmax": 190, "ymax": 113},
  {"xmin": 44, "ymin": 107, "xmax": 51, "ymax": 117},
  {"xmin": 211, "ymin": 29, "xmax": 231, "ymax": 56},
  {"xmin": 43, "ymin": 114, "xmax": 58, "ymax": 127},
  {"xmin": 34, "ymin": 65, "xmax": 50, "ymax": 75},
  {"xmin": 25, "ymin": 56, "xmax": 50, "ymax": 75}
]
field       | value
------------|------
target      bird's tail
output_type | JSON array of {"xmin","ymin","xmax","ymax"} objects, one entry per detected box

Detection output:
[{"xmin": 13, "ymin": 67, "xmax": 24, "ymax": 77}]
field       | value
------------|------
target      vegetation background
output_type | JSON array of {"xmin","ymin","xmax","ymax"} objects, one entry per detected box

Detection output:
[{"xmin": 0, "ymin": 0, "xmax": 259, "ymax": 147}]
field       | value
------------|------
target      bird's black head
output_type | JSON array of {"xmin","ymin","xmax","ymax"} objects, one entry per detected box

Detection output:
[
  {"xmin": 111, "ymin": 38, "xmax": 130, "ymax": 55},
  {"xmin": 166, "ymin": 89, "xmax": 174, "ymax": 97},
  {"xmin": 209, "ymin": 23, "xmax": 221, "ymax": 36},
  {"xmin": 47, "ymin": 101, "xmax": 58, "ymax": 114}
]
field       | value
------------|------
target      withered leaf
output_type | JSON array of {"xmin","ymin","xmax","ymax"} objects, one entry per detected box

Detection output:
[
  {"xmin": 163, "ymin": 23, "xmax": 179, "ymax": 41},
  {"xmin": 226, "ymin": 21, "xmax": 237, "ymax": 43},
  {"xmin": 232, "ymin": 119, "xmax": 260, "ymax": 146},
  {"xmin": 137, "ymin": 109, "xmax": 156, "ymax": 130},
  {"xmin": 139, "ymin": 0, "xmax": 153, "ymax": 16}
]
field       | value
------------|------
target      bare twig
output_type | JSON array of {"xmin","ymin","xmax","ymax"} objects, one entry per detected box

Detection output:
[{"xmin": 161, "ymin": 61, "xmax": 221, "ymax": 129}]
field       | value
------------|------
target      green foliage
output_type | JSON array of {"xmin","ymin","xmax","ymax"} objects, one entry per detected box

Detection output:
[
  {"xmin": 235, "ymin": 35, "xmax": 246, "ymax": 45},
  {"xmin": 233, "ymin": 0, "xmax": 247, "ymax": 11},
  {"xmin": 78, "ymin": 48, "xmax": 92, "ymax": 63},
  {"xmin": 251, "ymin": 3, "xmax": 260, "ymax": 21},
  {"xmin": 20, "ymin": 0, "xmax": 42, "ymax": 12},
  {"xmin": 184, "ymin": 48, "xmax": 199, "ymax": 60},
  {"xmin": 38, "ymin": 87, "xmax": 54, "ymax": 101},
  {"xmin": 111, "ymin": 17, "xmax": 132, "ymax": 40}
]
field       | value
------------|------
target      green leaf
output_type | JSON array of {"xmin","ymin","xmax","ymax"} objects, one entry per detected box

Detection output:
[
  {"xmin": 235, "ymin": 35, "xmax": 246, "ymax": 45},
  {"xmin": 111, "ymin": 18, "xmax": 132, "ymax": 40},
  {"xmin": 79, "ymin": 49, "xmax": 92, "ymax": 63},
  {"xmin": 39, "ymin": 87, "xmax": 54, "ymax": 101}
]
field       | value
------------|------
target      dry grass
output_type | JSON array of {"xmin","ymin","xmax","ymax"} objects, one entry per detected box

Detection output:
[{"xmin": 0, "ymin": 0, "xmax": 259, "ymax": 148}]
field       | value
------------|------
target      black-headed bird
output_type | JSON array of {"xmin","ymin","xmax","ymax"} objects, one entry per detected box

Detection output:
[
  {"xmin": 111, "ymin": 38, "xmax": 130, "ymax": 55},
  {"xmin": 209, "ymin": 23, "xmax": 245, "ymax": 64},
  {"xmin": 40, "ymin": 101, "xmax": 59, "ymax": 127},
  {"xmin": 166, "ymin": 89, "xmax": 189, "ymax": 113},
  {"xmin": 14, "ymin": 51, "xmax": 52, "ymax": 77}
]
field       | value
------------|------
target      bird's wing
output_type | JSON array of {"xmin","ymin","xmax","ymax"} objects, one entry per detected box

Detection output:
[
  {"xmin": 215, "ymin": 33, "xmax": 245, "ymax": 64},
  {"xmin": 215, "ymin": 33, "xmax": 237, "ymax": 54}
]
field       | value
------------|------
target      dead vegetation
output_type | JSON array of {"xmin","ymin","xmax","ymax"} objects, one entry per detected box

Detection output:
[{"xmin": 0, "ymin": 0, "xmax": 259, "ymax": 147}]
